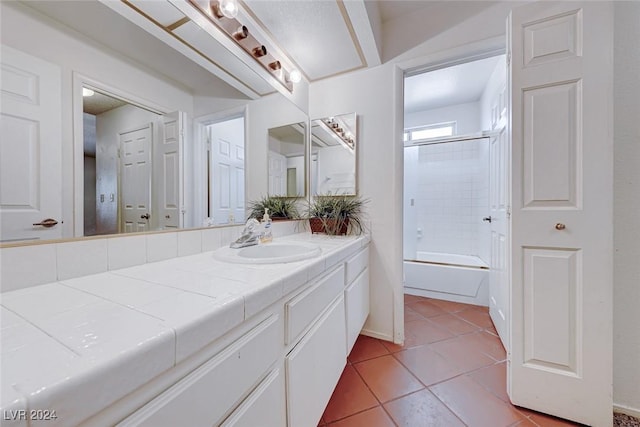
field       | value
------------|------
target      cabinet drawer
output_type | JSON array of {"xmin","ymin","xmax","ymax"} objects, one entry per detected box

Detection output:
[
  {"xmin": 118, "ymin": 315, "xmax": 281, "ymax": 427},
  {"xmin": 220, "ymin": 368, "xmax": 285, "ymax": 427},
  {"xmin": 345, "ymin": 247, "xmax": 369, "ymax": 285},
  {"xmin": 285, "ymin": 265, "xmax": 344, "ymax": 345},
  {"xmin": 286, "ymin": 296, "xmax": 346, "ymax": 427},
  {"xmin": 345, "ymin": 268, "xmax": 370, "ymax": 353}
]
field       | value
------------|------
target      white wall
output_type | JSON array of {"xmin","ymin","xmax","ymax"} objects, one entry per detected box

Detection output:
[
  {"xmin": 310, "ymin": 64, "xmax": 403, "ymax": 342},
  {"xmin": 613, "ymin": 0, "xmax": 640, "ymax": 415},
  {"xmin": 0, "ymin": 1, "xmax": 194, "ymax": 238},
  {"xmin": 405, "ymin": 101, "xmax": 481, "ymax": 135}
]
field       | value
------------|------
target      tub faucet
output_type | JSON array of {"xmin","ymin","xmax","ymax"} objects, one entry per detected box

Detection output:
[{"xmin": 230, "ymin": 218, "xmax": 261, "ymax": 248}]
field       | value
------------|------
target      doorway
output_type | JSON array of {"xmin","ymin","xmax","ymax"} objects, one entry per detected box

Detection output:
[
  {"xmin": 82, "ymin": 88, "xmax": 160, "ymax": 235},
  {"xmin": 402, "ymin": 53, "xmax": 509, "ymax": 348},
  {"xmin": 206, "ymin": 116, "xmax": 246, "ymax": 226}
]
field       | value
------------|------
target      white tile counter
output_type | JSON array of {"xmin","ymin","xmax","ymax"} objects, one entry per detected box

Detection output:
[{"xmin": 0, "ymin": 233, "xmax": 369, "ymax": 427}]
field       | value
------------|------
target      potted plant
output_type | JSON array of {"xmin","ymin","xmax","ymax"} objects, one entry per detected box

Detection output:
[
  {"xmin": 247, "ymin": 196, "xmax": 300, "ymax": 220},
  {"xmin": 307, "ymin": 194, "xmax": 367, "ymax": 235}
]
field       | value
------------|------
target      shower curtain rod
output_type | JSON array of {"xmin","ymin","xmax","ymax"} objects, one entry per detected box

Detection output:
[{"xmin": 404, "ymin": 132, "xmax": 494, "ymax": 148}]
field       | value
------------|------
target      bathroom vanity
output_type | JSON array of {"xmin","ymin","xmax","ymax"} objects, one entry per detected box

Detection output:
[{"xmin": 0, "ymin": 233, "xmax": 369, "ymax": 427}]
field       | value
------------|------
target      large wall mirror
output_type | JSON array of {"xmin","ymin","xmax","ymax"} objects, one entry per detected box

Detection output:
[
  {"xmin": 310, "ymin": 113, "xmax": 357, "ymax": 196},
  {"xmin": 0, "ymin": 0, "xmax": 308, "ymax": 244},
  {"xmin": 268, "ymin": 122, "xmax": 307, "ymax": 198}
]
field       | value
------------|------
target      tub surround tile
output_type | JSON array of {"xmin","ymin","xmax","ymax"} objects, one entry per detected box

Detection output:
[
  {"xmin": 0, "ymin": 244, "xmax": 57, "ymax": 292},
  {"xmin": 56, "ymin": 239, "xmax": 108, "ymax": 280},
  {"xmin": 107, "ymin": 235, "xmax": 146, "ymax": 270}
]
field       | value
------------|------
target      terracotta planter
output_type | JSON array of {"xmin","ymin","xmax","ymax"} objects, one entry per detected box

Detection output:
[{"xmin": 309, "ymin": 217, "xmax": 349, "ymax": 235}]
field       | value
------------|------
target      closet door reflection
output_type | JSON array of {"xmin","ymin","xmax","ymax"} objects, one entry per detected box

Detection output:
[{"xmin": 268, "ymin": 122, "xmax": 306, "ymax": 198}]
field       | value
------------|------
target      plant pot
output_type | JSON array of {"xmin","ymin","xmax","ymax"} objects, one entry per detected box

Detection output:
[{"xmin": 309, "ymin": 217, "xmax": 349, "ymax": 235}]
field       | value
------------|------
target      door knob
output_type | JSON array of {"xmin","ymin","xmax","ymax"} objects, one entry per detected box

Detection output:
[
  {"xmin": 33, "ymin": 218, "xmax": 58, "ymax": 228},
  {"xmin": 140, "ymin": 213, "xmax": 150, "ymax": 220},
  {"xmin": 483, "ymin": 216, "xmax": 492, "ymax": 223},
  {"xmin": 555, "ymin": 223, "xmax": 566, "ymax": 230}
]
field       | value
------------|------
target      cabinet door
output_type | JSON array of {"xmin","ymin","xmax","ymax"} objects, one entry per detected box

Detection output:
[
  {"xmin": 345, "ymin": 268, "xmax": 369, "ymax": 354},
  {"xmin": 118, "ymin": 315, "xmax": 280, "ymax": 427},
  {"xmin": 220, "ymin": 368, "xmax": 285, "ymax": 427},
  {"xmin": 286, "ymin": 296, "xmax": 346, "ymax": 427}
]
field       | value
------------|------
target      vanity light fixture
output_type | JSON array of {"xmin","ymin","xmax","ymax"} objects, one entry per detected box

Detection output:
[
  {"xmin": 233, "ymin": 25, "xmax": 248, "ymax": 41},
  {"xmin": 252, "ymin": 45, "xmax": 267, "ymax": 58},
  {"xmin": 322, "ymin": 118, "xmax": 355, "ymax": 152},
  {"xmin": 204, "ymin": 0, "xmax": 300, "ymax": 92},
  {"xmin": 287, "ymin": 68, "xmax": 302, "ymax": 83},
  {"xmin": 82, "ymin": 88, "xmax": 95, "ymax": 97}
]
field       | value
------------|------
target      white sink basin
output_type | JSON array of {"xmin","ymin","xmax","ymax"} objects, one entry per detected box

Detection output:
[{"xmin": 213, "ymin": 242, "xmax": 321, "ymax": 264}]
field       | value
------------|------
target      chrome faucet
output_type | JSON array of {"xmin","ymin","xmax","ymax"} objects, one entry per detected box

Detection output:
[{"xmin": 230, "ymin": 218, "xmax": 261, "ymax": 248}]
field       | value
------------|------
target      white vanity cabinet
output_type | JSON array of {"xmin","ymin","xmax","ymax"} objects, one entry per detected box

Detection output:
[
  {"xmin": 286, "ymin": 296, "xmax": 346, "ymax": 427},
  {"xmin": 344, "ymin": 248, "xmax": 370, "ymax": 353},
  {"xmin": 103, "ymin": 241, "xmax": 370, "ymax": 427},
  {"xmin": 118, "ymin": 315, "xmax": 282, "ymax": 427}
]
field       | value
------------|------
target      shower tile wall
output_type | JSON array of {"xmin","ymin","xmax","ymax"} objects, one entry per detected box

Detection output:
[{"xmin": 414, "ymin": 139, "xmax": 489, "ymax": 258}]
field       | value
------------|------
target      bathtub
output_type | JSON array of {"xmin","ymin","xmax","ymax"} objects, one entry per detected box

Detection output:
[{"xmin": 404, "ymin": 251, "xmax": 490, "ymax": 306}]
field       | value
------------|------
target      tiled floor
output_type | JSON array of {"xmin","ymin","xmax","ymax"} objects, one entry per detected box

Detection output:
[{"xmin": 318, "ymin": 295, "xmax": 581, "ymax": 427}]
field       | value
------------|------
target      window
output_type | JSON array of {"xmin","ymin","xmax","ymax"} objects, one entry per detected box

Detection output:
[{"xmin": 404, "ymin": 122, "xmax": 456, "ymax": 143}]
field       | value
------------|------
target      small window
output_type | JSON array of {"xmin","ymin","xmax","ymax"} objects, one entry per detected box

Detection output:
[{"xmin": 405, "ymin": 122, "xmax": 456, "ymax": 143}]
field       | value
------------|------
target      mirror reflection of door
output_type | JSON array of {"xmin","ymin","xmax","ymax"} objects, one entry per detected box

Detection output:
[
  {"xmin": 82, "ymin": 88, "xmax": 185, "ymax": 235},
  {"xmin": 82, "ymin": 88, "xmax": 160, "ymax": 235},
  {"xmin": 208, "ymin": 117, "xmax": 245, "ymax": 225},
  {"xmin": 267, "ymin": 122, "xmax": 306, "ymax": 198}
]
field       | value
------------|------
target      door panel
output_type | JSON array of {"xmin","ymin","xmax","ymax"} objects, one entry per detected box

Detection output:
[
  {"xmin": 120, "ymin": 124, "xmax": 152, "ymax": 233},
  {"xmin": 157, "ymin": 111, "xmax": 185, "ymax": 229},
  {"xmin": 0, "ymin": 45, "xmax": 62, "ymax": 242},
  {"xmin": 489, "ymin": 127, "xmax": 509, "ymax": 350},
  {"xmin": 509, "ymin": 2, "xmax": 613, "ymax": 425},
  {"xmin": 210, "ymin": 117, "xmax": 245, "ymax": 225}
]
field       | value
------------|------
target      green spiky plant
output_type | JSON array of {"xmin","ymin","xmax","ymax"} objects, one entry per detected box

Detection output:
[
  {"xmin": 307, "ymin": 194, "xmax": 368, "ymax": 235},
  {"xmin": 247, "ymin": 196, "xmax": 301, "ymax": 220}
]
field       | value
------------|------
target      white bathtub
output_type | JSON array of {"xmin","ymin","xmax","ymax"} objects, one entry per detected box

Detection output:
[{"xmin": 404, "ymin": 251, "xmax": 489, "ymax": 306}]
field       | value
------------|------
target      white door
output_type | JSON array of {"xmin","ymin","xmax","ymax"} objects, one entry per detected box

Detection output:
[
  {"xmin": 120, "ymin": 124, "xmax": 153, "ymax": 233},
  {"xmin": 209, "ymin": 117, "xmax": 245, "ymax": 225},
  {"xmin": 489, "ymin": 127, "xmax": 510, "ymax": 351},
  {"xmin": 508, "ymin": 2, "xmax": 613, "ymax": 426},
  {"xmin": 156, "ymin": 111, "xmax": 185, "ymax": 230},
  {"xmin": 268, "ymin": 150, "xmax": 286, "ymax": 196},
  {"xmin": 0, "ymin": 45, "xmax": 62, "ymax": 242}
]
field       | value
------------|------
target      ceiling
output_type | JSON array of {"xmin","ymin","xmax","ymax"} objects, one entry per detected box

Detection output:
[
  {"xmin": 22, "ymin": 0, "xmax": 497, "ymax": 102},
  {"xmin": 83, "ymin": 91, "xmax": 127, "ymax": 116},
  {"xmin": 404, "ymin": 55, "xmax": 504, "ymax": 113}
]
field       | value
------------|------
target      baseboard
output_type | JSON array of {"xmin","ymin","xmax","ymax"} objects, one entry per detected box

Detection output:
[
  {"xmin": 360, "ymin": 328, "xmax": 394, "ymax": 343},
  {"xmin": 614, "ymin": 403, "xmax": 640, "ymax": 419}
]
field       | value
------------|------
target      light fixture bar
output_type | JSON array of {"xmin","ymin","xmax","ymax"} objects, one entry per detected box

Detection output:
[
  {"xmin": 189, "ymin": 0, "xmax": 297, "ymax": 92},
  {"xmin": 318, "ymin": 118, "xmax": 355, "ymax": 153}
]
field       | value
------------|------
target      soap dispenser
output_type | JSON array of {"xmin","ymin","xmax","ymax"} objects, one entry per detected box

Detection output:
[{"xmin": 260, "ymin": 208, "xmax": 273, "ymax": 244}]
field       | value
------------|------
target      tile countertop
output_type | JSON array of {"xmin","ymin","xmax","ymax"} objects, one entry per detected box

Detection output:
[{"xmin": 0, "ymin": 233, "xmax": 369, "ymax": 427}]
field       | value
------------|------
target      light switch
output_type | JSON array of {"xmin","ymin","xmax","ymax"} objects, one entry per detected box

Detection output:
[
  {"xmin": 110, "ymin": 193, "xmax": 115, "ymax": 202},
  {"xmin": 100, "ymin": 194, "xmax": 105, "ymax": 202}
]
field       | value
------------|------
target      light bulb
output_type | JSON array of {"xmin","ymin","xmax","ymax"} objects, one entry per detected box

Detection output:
[
  {"xmin": 219, "ymin": 0, "xmax": 238, "ymax": 19},
  {"xmin": 288, "ymin": 68, "xmax": 302, "ymax": 83},
  {"xmin": 82, "ymin": 88, "xmax": 95, "ymax": 97}
]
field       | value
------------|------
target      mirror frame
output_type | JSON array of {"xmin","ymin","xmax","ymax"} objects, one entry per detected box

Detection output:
[{"xmin": 310, "ymin": 112, "xmax": 358, "ymax": 197}]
